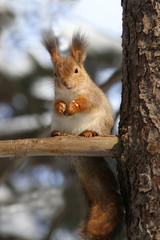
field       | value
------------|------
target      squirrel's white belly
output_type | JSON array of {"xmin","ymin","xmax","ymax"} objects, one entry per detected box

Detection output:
[{"xmin": 51, "ymin": 110, "xmax": 103, "ymax": 135}]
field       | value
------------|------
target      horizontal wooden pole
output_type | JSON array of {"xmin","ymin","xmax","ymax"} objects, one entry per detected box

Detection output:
[{"xmin": 0, "ymin": 135, "xmax": 121, "ymax": 158}]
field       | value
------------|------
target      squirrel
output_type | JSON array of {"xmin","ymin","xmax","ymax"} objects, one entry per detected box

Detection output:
[{"xmin": 42, "ymin": 32, "xmax": 123, "ymax": 240}]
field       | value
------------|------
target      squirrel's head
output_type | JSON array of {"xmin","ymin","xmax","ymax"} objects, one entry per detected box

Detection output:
[{"xmin": 43, "ymin": 32, "xmax": 88, "ymax": 90}]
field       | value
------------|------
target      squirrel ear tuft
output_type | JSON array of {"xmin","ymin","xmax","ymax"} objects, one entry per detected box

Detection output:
[
  {"xmin": 72, "ymin": 32, "xmax": 88, "ymax": 64},
  {"xmin": 42, "ymin": 32, "xmax": 59, "ymax": 63}
]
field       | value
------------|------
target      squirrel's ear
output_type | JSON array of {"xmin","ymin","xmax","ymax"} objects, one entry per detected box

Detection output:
[
  {"xmin": 72, "ymin": 32, "xmax": 87, "ymax": 64},
  {"xmin": 42, "ymin": 32, "xmax": 59, "ymax": 63}
]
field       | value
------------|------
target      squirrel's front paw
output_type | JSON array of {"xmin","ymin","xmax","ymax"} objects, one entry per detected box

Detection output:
[
  {"xmin": 55, "ymin": 100, "xmax": 67, "ymax": 115},
  {"xmin": 67, "ymin": 100, "xmax": 80, "ymax": 116}
]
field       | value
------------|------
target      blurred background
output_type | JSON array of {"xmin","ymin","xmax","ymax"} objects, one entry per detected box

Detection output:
[{"xmin": 0, "ymin": 0, "xmax": 124, "ymax": 239}]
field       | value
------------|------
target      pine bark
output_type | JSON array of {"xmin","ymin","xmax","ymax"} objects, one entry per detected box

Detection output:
[{"xmin": 119, "ymin": 0, "xmax": 160, "ymax": 239}]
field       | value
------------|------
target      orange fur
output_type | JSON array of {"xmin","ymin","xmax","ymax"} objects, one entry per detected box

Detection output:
[
  {"xmin": 54, "ymin": 56, "xmax": 87, "ymax": 90},
  {"xmin": 54, "ymin": 100, "xmax": 67, "ymax": 115},
  {"xmin": 67, "ymin": 96, "xmax": 93, "ymax": 115},
  {"xmin": 75, "ymin": 157, "xmax": 123, "ymax": 240},
  {"xmin": 72, "ymin": 32, "xmax": 87, "ymax": 64},
  {"xmin": 42, "ymin": 32, "xmax": 59, "ymax": 62},
  {"xmin": 43, "ymin": 32, "xmax": 122, "ymax": 240},
  {"xmin": 80, "ymin": 131, "xmax": 98, "ymax": 137},
  {"xmin": 50, "ymin": 130, "xmax": 61, "ymax": 137}
]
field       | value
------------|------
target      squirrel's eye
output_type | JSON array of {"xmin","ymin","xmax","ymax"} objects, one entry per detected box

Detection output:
[
  {"xmin": 75, "ymin": 68, "xmax": 78, "ymax": 73},
  {"xmin": 54, "ymin": 73, "xmax": 57, "ymax": 77}
]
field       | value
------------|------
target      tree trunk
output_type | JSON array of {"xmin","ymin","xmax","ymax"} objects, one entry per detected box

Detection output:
[{"xmin": 119, "ymin": 0, "xmax": 160, "ymax": 239}]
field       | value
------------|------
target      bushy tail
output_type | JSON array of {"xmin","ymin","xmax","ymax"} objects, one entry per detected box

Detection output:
[{"xmin": 71, "ymin": 157, "xmax": 123, "ymax": 240}]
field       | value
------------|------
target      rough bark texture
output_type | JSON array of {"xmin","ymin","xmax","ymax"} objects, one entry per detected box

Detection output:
[{"xmin": 119, "ymin": 0, "xmax": 160, "ymax": 239}]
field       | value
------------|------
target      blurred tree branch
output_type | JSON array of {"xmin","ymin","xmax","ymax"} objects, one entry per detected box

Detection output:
[
  {"xmin": 100, "ymin": 67, "xmax": 121, "ymax": 92},
  {"xmin": 45, "ymin": 208, "xmax": 66, "ymax": 240}
]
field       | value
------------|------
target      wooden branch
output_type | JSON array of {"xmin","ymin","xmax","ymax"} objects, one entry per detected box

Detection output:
[
  {"xmin": 100, "ymin": 68, "xmax": 121, "ymax": 92},
  {"xmin": 0, "ymin": 135, "xmax": 121, "ymax": 158}
]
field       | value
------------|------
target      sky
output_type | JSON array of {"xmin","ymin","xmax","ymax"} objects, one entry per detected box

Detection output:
[
  {"xmin": 0, "ymin": 0, "xmax": 122, "ymax": 75},
  {"xmin": 70, "ymin": 0, "xmax": 122, "ymax": 37}
]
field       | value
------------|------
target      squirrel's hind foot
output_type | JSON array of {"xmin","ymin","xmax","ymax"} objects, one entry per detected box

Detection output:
[
  {"xmin": 50, "ymin": 130, "xmax": 67, "ymax": 137},
  {"xmin": 79, "ymin": 130, "xmax": 98, "ymax": 137}
]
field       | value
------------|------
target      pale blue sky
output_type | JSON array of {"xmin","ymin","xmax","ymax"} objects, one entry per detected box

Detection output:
[
  {"xmin": 1, "ymin": 0, "xmax": 122, "ymax": 75},
  {"xmin": 70, "ymin": 0, "xmax": 122, "ymax": 37}
]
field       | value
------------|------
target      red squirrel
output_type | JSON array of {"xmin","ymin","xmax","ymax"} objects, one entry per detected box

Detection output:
[{"xmin": 43, "ymin": 32, "xmax": 123, "ymax": 240}]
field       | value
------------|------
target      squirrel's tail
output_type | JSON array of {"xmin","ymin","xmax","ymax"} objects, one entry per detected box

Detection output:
[{"xmin": 71, "ymin": 157, "xmax": 123, "ymax": 240}]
